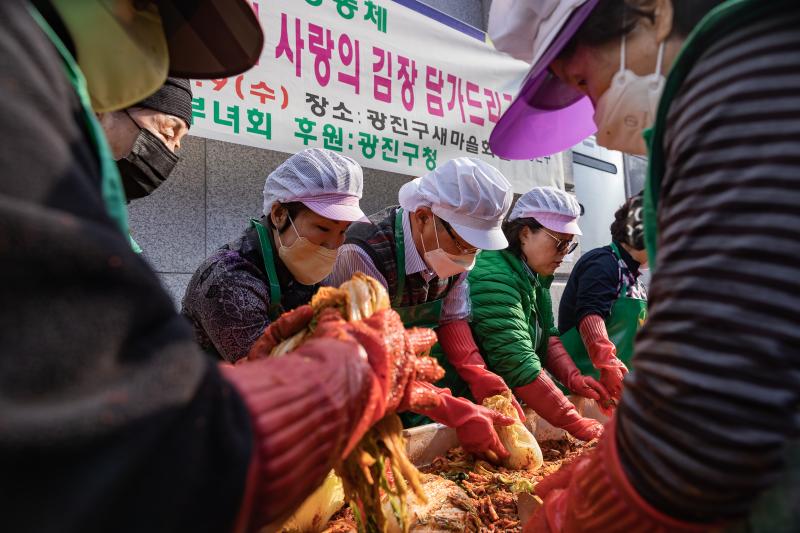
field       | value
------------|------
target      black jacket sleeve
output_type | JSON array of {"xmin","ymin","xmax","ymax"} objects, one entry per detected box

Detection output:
[
  {"xmin": 0, "ymin": 2, "xmax": 251, "ymax": 532},
  {"xmin": 573, "ymin": 249, "xmax": 618, "ymax": 323},
  {"xmin": 558, "ymin": 247, "xmax": 619, "ymax": 333}
]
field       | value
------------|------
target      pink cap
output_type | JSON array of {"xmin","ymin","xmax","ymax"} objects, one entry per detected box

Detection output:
[
  {"xmin": 296, "ymin": 193, "xmax": 368, "ymax": 223},
  {"xmin": 510, "ymin": 186, "xmax": 582, "ymax": 235},
  {"xmin": 528, "ymin": 211, "xmax": 582, "ymax": 235},
  {"xmin": 263, "ymin": 149, "xmax": 368, "ymax": 222}
]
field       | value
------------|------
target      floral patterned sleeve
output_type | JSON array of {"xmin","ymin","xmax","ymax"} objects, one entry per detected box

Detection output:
[{"xmin": 182, "ymin": 250, "xmax": 271, "ymax": 363}]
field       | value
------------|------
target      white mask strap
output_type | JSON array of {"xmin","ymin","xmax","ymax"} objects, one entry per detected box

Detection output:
[
  {"xmin": 432, "ymin": 217, "xmax": 442, "ymax": 250},
  {"xmin": 275, "ymin": 213, "xmax": 300, "ymax": 247},
  {"xmin": 655, "ymin": 41, "xmax": 665, "ymax": 75},
  {"xmin": 620, "ymin": 33, "xmax": 627, "ymax": 70},
  {"xmin": 419, "ymin": 215, "xmax": 429, "ymax": 255},
  {"xmin": 288, "ymin": 214, "xmax": 301, "ymax": 239}
]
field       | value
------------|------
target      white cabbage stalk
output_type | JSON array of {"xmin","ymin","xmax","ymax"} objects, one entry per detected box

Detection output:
[{"xmin": 483, "ymin": 392, "xmax": 544, "ymax": 471}]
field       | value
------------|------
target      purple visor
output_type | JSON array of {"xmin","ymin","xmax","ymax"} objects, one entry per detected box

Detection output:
[{"xmin": 490, "ymin": 0, "xmax": 600, "ymax": 160}]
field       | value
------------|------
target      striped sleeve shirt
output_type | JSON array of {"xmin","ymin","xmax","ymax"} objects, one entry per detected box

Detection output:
[
  {"xmin": 325, "ymin": 210, "xmax": 471, "ymax": 323},
  {"xmin": 617, "ymin": 8, "xmax": 800, "ymax": 523}
]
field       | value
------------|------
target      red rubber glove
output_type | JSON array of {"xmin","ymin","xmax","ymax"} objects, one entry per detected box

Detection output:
[
  {"xmin": 223, "ymin": 338, "xmax": 372, "ymax": 530},
  {"xmin": 224, "ymin": 308, "xmax": 444, "ymax": 531},
  {"xmin": 546, "ymin": 336, "xmax": 611, "ymax": 405},
  {"xmin": 513, "ymin": 371, "xmax": 603, "ymax": 442},
  {"xmin": 437, "ymin": 320, "xmax": 525, "ymax": 420},
  {"xmin": 524, "ymin": 417, "xmax": 715, "ymax": 533},
  {"xmin": 311, "ymin": 308, "xmax": 444, "ymax": 454},
  {"xmin": 413, "ymin": 382, "xmax": 516, "ymax": 461},
  {"xmin": 579, "ymin": 315, "xmax": 628, "ymax": 403},
  {"xmin": 244, "ymin": 304, "xmax": 314, "ymax": 361}
]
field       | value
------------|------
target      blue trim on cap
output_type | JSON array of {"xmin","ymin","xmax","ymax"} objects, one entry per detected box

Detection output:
[{"xmin": 391, "ymin": 0, "xmax": 486, "ymax": 41}]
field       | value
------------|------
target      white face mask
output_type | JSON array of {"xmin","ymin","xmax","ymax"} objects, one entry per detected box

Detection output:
[
  {"xmin": 593, "ymin": 34, "xmax": 665, "ymax": 155},
  {"xmin": 275, "ymin": 216, "xmax": 338, "ymax": 285},
  {"xmin": 421, "ymin": 217, "xmax": 478, "ymax": 278}
]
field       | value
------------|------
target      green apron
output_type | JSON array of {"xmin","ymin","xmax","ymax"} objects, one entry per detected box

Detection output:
[
  {"xmin": 391, "ymin": 209, "xmax": 464, "ymax": 427},
  {"xmin": 29, "ymin": 5, "xmax": 134, "ymax": 250},
  {"xmin": 559, "ymin": 242, "xmax": 647, "ymax": 379},
  {"xmin": 250, "ymin": 218, "xmax": 285, "ymax": 321},
  {"xmin": 642, "ymin": 1, "xmax": 799, "ymax": 529},
  {"xmin": 391, "ymin": 209, "xmax": 444, "ymax": 329}
]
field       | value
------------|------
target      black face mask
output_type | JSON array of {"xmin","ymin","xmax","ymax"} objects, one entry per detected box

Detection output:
[{"xmin": 117, "ymin": 127, "xmax": 179, "ymax": 203}]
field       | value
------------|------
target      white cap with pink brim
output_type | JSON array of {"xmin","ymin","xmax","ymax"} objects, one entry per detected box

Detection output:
[
  {"xmin": 510, "ymin": 186, "xmax": 582, "ymax": 235},
  {"xmin": 262, "ymin": 148, "xmax": 368, "ymax": 222}
]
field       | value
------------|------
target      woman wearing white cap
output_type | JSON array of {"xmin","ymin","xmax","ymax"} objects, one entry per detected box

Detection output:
[
  {"xmin": 182, "ymin": 148, "xmax": 368, "ymax": 362},
  {"xmin": 326, "ymin": 157, "xmax": 521, "ymax": 460},
  {"xmin": 467, "ymin": 187, "xmax": 607, "ymax": 443},
  {"xmin": 488, "ymin": 1, "xmax": 800, "ymax": 532}
]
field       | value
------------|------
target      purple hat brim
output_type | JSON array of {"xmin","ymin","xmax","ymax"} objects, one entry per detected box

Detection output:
[{"xmin": 490, "ymin": 0, "xmax": 601, "ymax": 159}]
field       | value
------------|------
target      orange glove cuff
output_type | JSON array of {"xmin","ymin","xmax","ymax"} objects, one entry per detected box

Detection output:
[
  {"xmin": 437, "ymin": 320, "xmax": 509, "ymax": 402},
  {"xmin": 577, "ymin": 315, "xmax": 622, "ymax": 370},
  {"xmin": 528, "ymin": 417, "xmax": 718, "ymax": 533}
]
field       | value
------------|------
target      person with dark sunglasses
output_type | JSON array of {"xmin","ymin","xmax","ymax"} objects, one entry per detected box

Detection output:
[
  {"xmin": 465, "ymin": 186, "xmax": 609, "ymax": 443},
  {"xmin": 541, "ymin": 227, "xmax": 580, "ymax": 255}
]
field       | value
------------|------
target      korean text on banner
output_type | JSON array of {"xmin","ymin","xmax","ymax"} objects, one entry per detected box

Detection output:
[{"xmin": 190, "ymin": 0, "xmax": 567, "ymax": 192}]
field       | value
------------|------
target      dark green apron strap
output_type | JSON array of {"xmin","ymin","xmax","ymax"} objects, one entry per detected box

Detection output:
[
  {"xmin": 250, "ymin": 218, "xmax": 283, "ymax": 321},
  {"xmin": 609, "ymin": 242, "xmax": 629, "ymax": 296},
  {"xmin": 390, "ymin": 207, "xmax": 449, "ymax": 330},
  {"xmin": 641, "ymin": 0, "xmax": 792, "ymax": 270},
  {"xmin": 393, "ymin": 208, "xmax": 407, "ymax": 307},
  {"xmin": 28, "ymin": 4, "xmax": 129, "ymax": 241},
  {"xmin": 609, "ymin": 241, "xmax": 623, "ymax": 261}
]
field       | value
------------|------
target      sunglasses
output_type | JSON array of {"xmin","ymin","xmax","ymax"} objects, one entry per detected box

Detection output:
[{"xmin": 541, "ymin": 228, "xmax": 578, "ymax": 254}]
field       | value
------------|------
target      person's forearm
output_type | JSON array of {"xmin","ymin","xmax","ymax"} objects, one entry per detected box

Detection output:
[
  {"xmin": 526, "ymin": 417, "xmax": 714, "ymax": 533},
  {"xmin": 437, "ymin": 320, "xmax": 509, "ymax": 402},
  {"xmin": 615, "ymin": 17, "xmax": 800, "ymax": 519},
  {"xmin": 221, "ymin": 339, "xmax": 371, "ymax": 529}
]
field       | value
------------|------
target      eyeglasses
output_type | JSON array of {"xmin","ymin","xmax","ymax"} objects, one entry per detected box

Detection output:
[
  {"xmin": 541, "ymin": 228, "xmax": 578, "ymax": 254},
  {"xmin": 438, "ymin": 217, "xmax": 478, "ymax": 255}
]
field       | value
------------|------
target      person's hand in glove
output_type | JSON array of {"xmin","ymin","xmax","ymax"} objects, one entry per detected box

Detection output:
[
  {"xmin": 221, "ymin": 307, "xmax": 444, "ymax": 530},
  {"xmin": 244, "ymin": 304, "xmax": 314, "ymax": 361},
  {"xmin": 513, "ymin": 370, "xmax": 603, "ymax": 442},
  {"xmin": 310, "ymin": 307, "xmax": 446, "ymax": 453},
  {"xmin": 546, "ymin": 336, "xmax": 611, "ymax": 405},
  {"xmin": 523, "ymin": 416, "xmax": 711, "ymax": 533},
  {"xmin": 579, "ymin": 314, "xmax": 628, "ymax": 403},
  {"xmin": 437, "ymin": 319, "xmax": 525, "ymax": 420},
  {"xmin": 413, "ymin": 381, "xmax": 515, "ymax": 461}
]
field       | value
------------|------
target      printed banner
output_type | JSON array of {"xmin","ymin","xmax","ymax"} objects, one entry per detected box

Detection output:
[{"xmin": 190, "ymin": 0, "xmax": 566, "ymax": 192}]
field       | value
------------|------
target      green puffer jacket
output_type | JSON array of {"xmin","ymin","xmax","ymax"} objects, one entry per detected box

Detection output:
[{"xmin": 467, "ymin": 249, "xmax": 559, "ymax": 389}]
